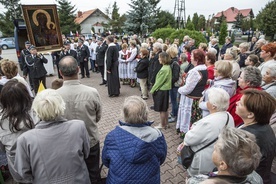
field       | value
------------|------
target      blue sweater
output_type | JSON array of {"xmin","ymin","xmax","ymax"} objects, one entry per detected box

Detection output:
[{"xmin": 102, "ymin": 125, "xmax": 167, "ymax": 184}]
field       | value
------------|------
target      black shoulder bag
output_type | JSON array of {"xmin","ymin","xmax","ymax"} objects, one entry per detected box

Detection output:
[{"xmin": 181, "ymin": 113, "xmax": 229, "ymax": 169}]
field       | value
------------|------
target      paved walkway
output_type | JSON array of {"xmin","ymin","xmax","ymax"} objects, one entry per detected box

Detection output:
[
  {"xmin": 67, "ymin": 71, "xmax": 188, "ymax": 183},
  {"xmin": 7, "ymin": 69, "xmax": 188, "ymax": 183}
]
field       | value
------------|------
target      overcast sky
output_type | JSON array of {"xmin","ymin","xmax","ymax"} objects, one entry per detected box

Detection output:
[{"xmin": 4, "ymin": 0, "xmax": 272, "ymax": 19}]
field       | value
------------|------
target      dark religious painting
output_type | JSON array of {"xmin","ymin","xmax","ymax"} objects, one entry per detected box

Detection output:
[{"xmin": 22, "ymin": 5, "xmax": 63, "ymax": 52}]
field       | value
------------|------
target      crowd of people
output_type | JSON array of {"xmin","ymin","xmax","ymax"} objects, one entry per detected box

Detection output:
[{"xmin": 0, "ymin": 30, "xmax": 275, "ymax": 184}]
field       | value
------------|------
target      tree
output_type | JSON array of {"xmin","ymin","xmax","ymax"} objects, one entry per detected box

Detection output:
[
  {"xmin": 255, "ymin": 0, "xmax": 276, "ymax": 39},
  {"xmin": 147, "ymin": 0, "xmax": 160, "ymax": 31},
  {"xmin": 197, "ymin": 15, "xmax": 206, "ymax": 31},
  {"xmin": 219, "ymin": 21, "xmax": 228, "ymax": 45},
  {"xmin": 217, "ymin": 11, "xmax": 226, "ymax": 24},
  {"xmin": 155, "ymin": 10, "xmax": 176, "ymax": 29},
  {"xmin": 124, "ymin": 0, "xmax": 158, "ymax": 35},
  {"xmin": 105, "ymin": 3, "xmax": 112, "ymax": 19},
  {"xmin": 109, "ymin": 1, "xmax": 123, "ymax": 33},
  {"xmin": 186, "ymin": 15, "xmax": 191, "ymax": 24},
  {"xmin": 186, "ymin": 21, "xmax": 195, "ymax": 31},
  {"xmin": 192, "ymin": 13, "xmax": 199, "ymax": 30},
  {"xmin": 241, "ymin": 19, "xmax": 252, "ymax": 32},
  {"xmin": 0, "ymin": 0, "xmax": 22, "ymax": 36},
  {"xmin": 56, "ymin": 0, "xmax": 80, "ymax": 34},
  {"xmin": 234, "ymin": 12, "xmax": 244, "ymax": 29}
]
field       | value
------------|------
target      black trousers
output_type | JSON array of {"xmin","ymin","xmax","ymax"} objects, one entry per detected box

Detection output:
[
  {"xmin": 56, "ymin": 61, "xmax": 62, "ymax": 79},
  {"xmin": 80, "ymin": 61, "xmax": 89, "ymax": 77},
  {"xmin": 33, "ymin": 76, "xmax": 46, "ymax": 94},
  {"xmin": 98, "ymin": 65, "xmax": 106, "ymax": 83},
  {"xmin": 85, "ymin": 142, "xmax": 101, "ymax": 183}
]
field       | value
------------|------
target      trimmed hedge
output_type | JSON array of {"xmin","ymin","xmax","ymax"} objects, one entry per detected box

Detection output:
[
  {"xmin": 151, "ymin": 28, "xmax": 207, "ymax": 47},
  {"xmin": 151, "ymin": 28, "xmax": 175, "ymax": 42}
]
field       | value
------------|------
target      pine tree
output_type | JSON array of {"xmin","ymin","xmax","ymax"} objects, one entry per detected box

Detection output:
[
  {"xmin": 155, "ymin": 10, "xmax": 176, "ymax": 29},
  {"xmin": 124, "ymin": 0, "xmax": 160, "ymax": 35},
  {"xmin": 192, "ymin": 13, "xmax": 199, "ymax": 30},
  {"xmin": 187, "ymin": 15, "xmax": 191, "ymax": 24},
  {"xmin": 110, "ymin": 1, "xmax": 123, "ymax": 33},
  {"xmin": 198, "ymin": 15, "xmax": 206, "ymax": 31},
  {"xmin": 234, "ymin": 13, "xmax": 244, "ymax": 29},
  {"xmin": 0, "ymin": 0, "xmax": 22, "ymax": 36},
  {"xmin": 56, "ymin": 0, "xmax": 80, "ymax": 35},
  {"xmin": 256, "ymin": 0, "xmax": 276, "ymax": 39},
  {"xmin": 219, "ymin": 21, "xmax": 228, "ymax": 45},
  {"xmin": 186, "ymin": 21, "xmax": 195, "ymax": 31},
  {"xmin": 147, "ymin": 0, "xmax": 160, "ymax": 32}
]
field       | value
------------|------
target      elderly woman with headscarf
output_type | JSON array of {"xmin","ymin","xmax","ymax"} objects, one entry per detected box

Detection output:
[
  {"xmin": 236, "ymin": 89, "xmax": 276, "ymax": 184},
  {"xmin": 13, "ymin": 89, "xmax": 91, "ymax": 184},
  {"xmin": 227, "ymin": 66, "xmax": 262, "ymax": 127},
  {"xmin": 187, "ymin": 127, "xmax": 263, "ymax": 184},
  {"xmin": 181, "ymin": 88, "xmax": 234, "ymax": 176},
  {"xmin": 102, "ymin": 96, "xmax": 167, "ymax": 184}
]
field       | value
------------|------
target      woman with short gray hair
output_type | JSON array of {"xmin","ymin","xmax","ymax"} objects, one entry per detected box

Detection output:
[
  {"xmin": 188, "ymin": 127, "xmax": 263, "ymax": 184},
  {"xmin": 181, "ymin": 88, "xmax": 234, "ymax": 176},
  {"xmin": 238, "ymin": 42, "xmax": 249, "ymax": 68},
  {"xmin": 227, "ymin": 66, "xmax": 262, "ymax": 127},
  {"xmin": 102, "ymin": 96, "xmax": 167, "ymax": 183},
  {"xmin": 13, "ymin": 89, "xmax": 91, "ymax": 184},
  {"xmin": 262, "ymin": 63, "xmax": 276, "ymax": 98},
  {"xmin": 224, "ymin": 46, "xmax": 241, "ymax": 81},
  {"xmin": 199, "ymin": 60, "xmax": 236, "ymax": 117}
]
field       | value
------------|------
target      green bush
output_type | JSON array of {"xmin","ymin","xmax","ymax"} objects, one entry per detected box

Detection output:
[
  {"xmin": 151, "ymin": 28, "xmax": 207, "ymax": 47},
  {"xmin": 151, "ymin": 28, "xmax": 175, "ymax": 42},
  {"xmin": 169, "ymin": 29, "xmax": 207, "ymax": 47}
]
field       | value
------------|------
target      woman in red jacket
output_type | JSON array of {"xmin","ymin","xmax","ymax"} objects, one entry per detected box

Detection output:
[{"xmin": 227, "ymin": 66, "xmax": 262, "ymax": 127}]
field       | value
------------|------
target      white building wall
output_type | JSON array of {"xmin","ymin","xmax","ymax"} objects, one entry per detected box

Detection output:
[
  {"xmin": 227, "ymin": 23, "xmax": 234, "ymax": 31},
  {"xmin": 80, "ymin": 13, "xmax": 109, "ymax": 34}
]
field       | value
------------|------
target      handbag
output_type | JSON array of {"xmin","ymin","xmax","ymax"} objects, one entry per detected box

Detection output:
[
  {"xmin": 180, "ymin": 113, "xmax": 229, "ymax": 169},
  {"xmin": 94, "ymin": 163, "xmax": 107, "ymax": 184}
]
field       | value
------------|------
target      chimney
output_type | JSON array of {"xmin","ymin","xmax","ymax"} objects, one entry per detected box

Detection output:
[{"xmin": 77, "ymin": 11, "xmax": 82, "ymax": 18}]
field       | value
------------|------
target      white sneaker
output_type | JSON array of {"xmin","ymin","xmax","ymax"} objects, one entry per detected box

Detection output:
[
  {"xmin": 154, "ymin": 124, "xmax": 163, "ymax": 129},
  {"xmin": 154, "ymin": 124, "xmax": 170, "ymax": 130}
]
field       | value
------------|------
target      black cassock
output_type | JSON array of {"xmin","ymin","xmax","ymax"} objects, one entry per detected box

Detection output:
[{"xmin": 106, "ymin": 44, "xmax": 120, "ymax": 96}]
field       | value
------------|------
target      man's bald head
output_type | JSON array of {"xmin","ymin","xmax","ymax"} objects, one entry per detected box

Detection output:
[{"xmin": 59, "ymin": 56, "xmax": 79, "ymax": 78}]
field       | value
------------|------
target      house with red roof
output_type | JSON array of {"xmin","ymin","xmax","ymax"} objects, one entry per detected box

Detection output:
[
  {"xmin": 214, "ymin": 7, "xmax": 254, "ymax": 31},
  {"xmin": 75, "ymin": 8, "xmax": 110, "ymax": 34}
]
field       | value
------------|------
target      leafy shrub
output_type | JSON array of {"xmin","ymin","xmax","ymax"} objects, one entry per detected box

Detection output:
[
  {"xmin": 169, "ymin": 29, "xmax": 207, "ymax": 47},
  {"xmin": 151, "ymin": 28, "xmax": 207, "ymax": 47},
  {"xmin": 151, "ymin": 28, "xmax": 175, "ymax": 42}
]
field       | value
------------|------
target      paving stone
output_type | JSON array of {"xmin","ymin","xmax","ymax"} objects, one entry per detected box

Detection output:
[{"xmin": 49, "ymin": 71, "xmax": 188, "ymax": 183}]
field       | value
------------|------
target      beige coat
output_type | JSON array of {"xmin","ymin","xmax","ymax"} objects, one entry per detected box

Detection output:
[
  {"xmin": 184, "ymin": 111, "xmax": 235, "ymax": 176},
  {"xmin": 57, "ymin": 80, "xmax": 102, "ymax": 147}
]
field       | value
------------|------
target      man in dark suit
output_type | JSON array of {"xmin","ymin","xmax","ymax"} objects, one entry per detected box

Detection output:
[
  {"xmin": 59, "ymin": 41, "xmax": 77, "ymax": 78},
  {"xmin": 20, "ymin": 41, "xmax": 33, "ymax": 89},
  {"xmin": 24, "ymin": 46, "xmax": 48, "ymax": 94},
  {"xmin": 95, "ymin": 37, "xmax": 108, "ymax": 85},
  {"xmin": 77, "ymin": 39, "xmax": 90, "ymax": 78},
  {"xmin": 220, "ymin": 36, "xmax": 233, "ymax": 60}
]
